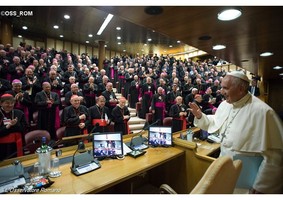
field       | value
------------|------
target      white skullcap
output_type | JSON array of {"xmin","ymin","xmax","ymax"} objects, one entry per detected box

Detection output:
[{"xmin": 226, "ymin": 71, "xmax": 250, "ymax": 83}]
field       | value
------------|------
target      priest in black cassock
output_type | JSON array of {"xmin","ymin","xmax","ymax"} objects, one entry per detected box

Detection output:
[
  {"xmin": 34, "ymin": 82, "xmax": 60, "ymax": 140},
  {"xmin": 111, "ymin": 97, "xmax": 131, "ymax": 135},
  {"xmin": 169, "ymin": 96, "xmax": 188, "ymax": 133},
  {"xmin": 89, "ymin": 95, "xmax": 110, "ymax": 133},
  {"xmin": 102, "ymin": 82, "xmax": 118, "ymax": 119},
  {"xmin": 139, "ymin": 77, "xmax": 155, "ymax": 119},
  {"xmin": 151, "ymin": 87, "xmax": 166, "ymax": 126},
  {"xmin": 61, "ymin": 94, "xmax": 90, "ymax": 138},
  {"xmin": 129, "ymin": 75, "xmax": 140, "ymax": 108}
]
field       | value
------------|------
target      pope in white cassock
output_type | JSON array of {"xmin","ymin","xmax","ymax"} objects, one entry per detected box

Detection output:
[{"xmin": 189, "ymin": 71, "xmax": 283, "ymax": 194}]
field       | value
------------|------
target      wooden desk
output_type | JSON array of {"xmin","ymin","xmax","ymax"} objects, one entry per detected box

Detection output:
[
  {"xmin": 52, "ymin": 147, "xmax": 184, "ymax": 194},
  {"xmin": 1, "ymin": 129, "xmax": 221, "ymax": 194},
  {"xmin": 170, "ymin": 128, "xmax": 221, "ymax": 193}
]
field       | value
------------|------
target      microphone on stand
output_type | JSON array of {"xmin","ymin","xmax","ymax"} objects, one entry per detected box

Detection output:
[
  {"xmin": 70, "ymin": 139, "xmax": 101, "ymax": 176},
  {"xmin": 126, "ymin": 119, "xmax": 160, "ymax": 150}
]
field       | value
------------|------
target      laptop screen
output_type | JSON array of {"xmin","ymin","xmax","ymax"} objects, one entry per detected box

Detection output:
[
  {"xmin": 92, "ymin": 132, "xmax": 123, "ymax": 159},
  {"xmin": 148, "ymin": 126, "xmax": 173, "ymax": 147}
]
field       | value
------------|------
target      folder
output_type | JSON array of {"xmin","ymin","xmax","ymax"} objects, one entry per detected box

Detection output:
[{"xmin": 233, "ymin": 154, "xmax": 263, "ymax": 189}]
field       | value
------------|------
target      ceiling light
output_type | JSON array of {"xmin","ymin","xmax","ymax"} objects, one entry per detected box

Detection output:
[
  {"xmin": 116, "ymin": 27, "xmax": 121, "ymax": 30},
  {"xmin": 117, "ymin": 36, "xmax": 121, "ymax": 40},
  {"xmin": 273, "ymin": 66, "xmax": 283, "ymax": 70},
  {"xmin": 148, "ymin": 38, "xmax": 152, "ymax": 42},
  {"xmin": 213, "ymin": 45, "xmax": 226, "ymax": 50},
  {"xmin": 199, "ymin": 35, "xmax": 212, "ymax": 41},
  {"xmin": 86, "ymin": 41, "xmax": 89, "ymax": 43},
  {"xmin": 53, "ymin": 25, "xmax": 59, "ymax": 29},
  {"xmin": 64, "ymin": 15, "xmax": 70, "ymax": 19},
  {"xmin": 22, "ymin": 26, "xmax": 28, "ymax": 30},
  {"xmin": 144, "ymin": 6, "xmax": 163, "ymax": 15},
  {"xmin": 144, "ymin": 44, "xmax": 147, "ymax": 46},
  {"xmin": 60, "ymin": 35, "xmax": 64, "ymax": 38},
  {"xmin": 117, "ymin": 42, "xmax": 121, "ymax": 45},
  {"xmin": 177, "ymin": 41, "xmax": 181, "ymax": 43},
  {"xmin": 123, "ymin": 50, "xmax": 126, "ymax": 52},
  {"xmin": 169, "ymin": 45, "xmax": 173, "ymax": 48},
  {"xmin": 97, "ymin": 14, "xmax": 114, "ymax": 35},
  {"xmin": 18, "ymin": 35, "xmax": 22, "ymax": 38},
  {"xmin": 104, "ymin": 45, "xmax": 107, "ymax": 47},
  {"xmin": 260, "ymin": 52, "xmax": 274, "ymax": 57},
  {"xmin": 279, "ymin": 73, "xmax": 283, "ymax": 76},
  {"xmin": 88, "ymin": 34, "xmax": 93, "ymax": 37},
  {"xmin": 218, "ymin": 8, "xmax": 242, "ymax": 21}
]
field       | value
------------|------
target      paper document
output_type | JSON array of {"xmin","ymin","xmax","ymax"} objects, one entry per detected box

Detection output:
[
  {"xmin": 233, "ymin": 154, "xmax": 263, "ymax": 189},
  {"xmin": 123, "ymin": 143, "xmax": 132, "ymax": 155}
]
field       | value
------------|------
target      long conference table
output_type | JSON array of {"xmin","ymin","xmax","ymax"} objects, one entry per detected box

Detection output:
[{"xmin": 0, "ymin": 128, "xmax": 220, "ymax": 194}]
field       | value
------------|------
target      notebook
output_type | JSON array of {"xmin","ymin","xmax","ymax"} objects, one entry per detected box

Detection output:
[{"xmin": 233, "ymin": 154, "xmax": 264, "ymax": 189}]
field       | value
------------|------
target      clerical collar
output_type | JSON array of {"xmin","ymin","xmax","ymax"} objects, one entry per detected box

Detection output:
[{"xmin": 232, "ymin": 93, "xmax": 251, "ymax": 108}]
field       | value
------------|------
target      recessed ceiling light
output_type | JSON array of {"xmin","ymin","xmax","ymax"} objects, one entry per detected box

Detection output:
[
  {"xmin": 177, "ymin": 41, "xmax": 181, "ymax": 43},
  {"xmin": 104, "ymin": 45, "xmax": 107, "ymax": 47},
  {"xmin": 117, "ymin": 36, "xmax": 121, "ymax": 40},
  {"xmin": 144, "ymin": 6, "xmax": 163, "ymax": 15},
  {"xmin": 123, "ymin": 50, "xmax": 126, "ymax": 52},
  {"xmin": 88, "ymin": 34, "xmax": 93, "ymax": 37},
  {"xmin": 148, "ymin": 38, "xmax": 152, "ymax": 42},
  {"xmin": 273, "ymin": 66, "xmax": 283, "ymax": 70},
  {"xmin": 213, "ymin": 45, "xmax": 226, "ymax": 50},
  {"xmin": 260, "ymin": 52, "xmax": 274, "ymax": 57},
  {"xmin": 199, "ymin": 35, "xmax": 212, "ymax": 40},
  {"xmin": 116, "ymin": 27, "xmax": 121, "ymax": 30},
  {"xmin": 64, "ymin": 14, "xmax": 70, "ymax": 19},
  {"xmin": 86, "ymin": 41, "xmax": 89, "ymax": 43},
  {"xmin": 218, "ymin": 8, "xmax": 242, "ymax": 21},
  {"xmin": 169, "ymin": 45, "xmax": 173, "ymax": 48},
  {"xmin": 117, "ymin": 42, "xmax": 121, "ymax": 45},
  {"xmin": 53, "ymin": 25, "xmax": 59, "ymax": 29},
  {"xmin": 279, "ymin": 73, "xmax": 283, "ymax": 76},
  {"xmin": 18, "ymin": 35, "xmax": 22, "ymax": 38},
  {"xmin": 60, "ymin": 35, "xmax": 64, "ymax": 38},
  {"xmin": 144, "ymin": 44, "xmax": 147, "ymax": 46},
  {"xmin": 22, "ymin": 26, "xmax": 28, "ymax": 30}
]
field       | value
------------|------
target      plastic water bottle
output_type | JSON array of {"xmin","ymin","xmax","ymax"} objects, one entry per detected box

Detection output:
[
  {"xmin": 36, "ymin": 136, "xmax": 52, "ymax": 175},
  {"xmin": 186, "ymin": 128, "xmax": 193, "ymax": 142}
]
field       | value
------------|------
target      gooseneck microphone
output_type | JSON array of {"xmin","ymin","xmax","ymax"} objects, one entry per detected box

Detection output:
[
  {"xmin": 127, "ymin": 119, "xmax": 160, "ymax": 149},
  {"xmin": 71, "ymin": 141, "xmax": 85, "ymax": 170},
  {"xmin": 70, "ymin": 140, "xmax": 101, "ymax": 176}
]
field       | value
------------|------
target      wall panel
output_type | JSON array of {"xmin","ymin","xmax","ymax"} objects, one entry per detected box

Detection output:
[
  {"xmin": 56, "ymin": 40, "xmax": 63, "ymax": 51},
  {"xmin": 47, "ymin": 38, "xmax": 55, "ymax": 49},
  {"xmin": 72, "ymin": 43, "xmax": 79, "ymax": 55},
  {"xmin": 64, "ymin": 41, "xmax": 71, "ymax": 52},
  {"xmin": 13, "ymin": 37, "xmax": 23, "ymax": 47}
]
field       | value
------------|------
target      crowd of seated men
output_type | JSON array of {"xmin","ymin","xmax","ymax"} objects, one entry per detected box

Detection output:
[{"xmin": 0, "ymin": 42, "xmax": 231, "ymax": 158}]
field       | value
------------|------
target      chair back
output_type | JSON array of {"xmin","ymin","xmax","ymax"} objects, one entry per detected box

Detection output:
[
  {"xmin": 56, "ymin": 126, "xmax": 66, "ymax": 141},
  {"xmin": 163, "ymin": 117, "xmax": 173, "ymax": 126},
  {"xmin": 24, "ymin": 130, "xmax": 51, "ymax": 154},
  {"xmin": 0, "ymin": 132, "xmax": 23, "ymax": 157},
  {"xmin": 160, "ymin": 156, "xmax": 242, "ymax": 194},
  {"xmin": 190, "ymin": 156, "xmax": 242, "ymax": 194}
]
